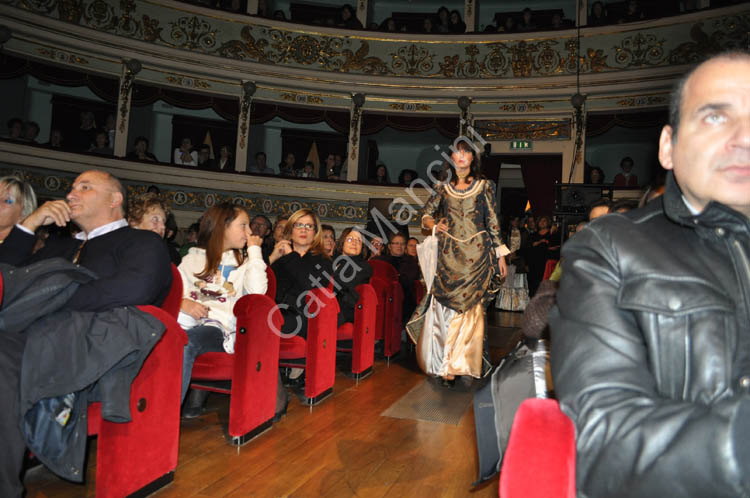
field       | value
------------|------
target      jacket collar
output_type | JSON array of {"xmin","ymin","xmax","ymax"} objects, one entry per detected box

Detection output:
[{"xmin": 663, "ymin": 171, "xmax": 749, "ymax": 238}]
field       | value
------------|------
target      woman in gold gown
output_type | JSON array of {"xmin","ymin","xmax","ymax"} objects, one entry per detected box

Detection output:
[{"xmin": 406, "ymin": 140, "xmax": 508, "ymax": 381}]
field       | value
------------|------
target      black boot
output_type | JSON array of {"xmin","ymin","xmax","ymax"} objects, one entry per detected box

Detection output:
[{"xmin": 182, "ymin": 388, "xmax": 209, "ymax": 419}]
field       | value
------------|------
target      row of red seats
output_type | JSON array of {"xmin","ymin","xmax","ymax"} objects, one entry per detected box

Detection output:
[{"xmin": 34, "ymin": 258, "xmax": 417, "ymax": 497}]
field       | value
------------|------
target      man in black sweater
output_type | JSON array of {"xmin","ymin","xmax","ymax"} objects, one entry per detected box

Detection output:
[{"xmin": 0, "ymin": 170, "xmax": 172, "ymax": 497}]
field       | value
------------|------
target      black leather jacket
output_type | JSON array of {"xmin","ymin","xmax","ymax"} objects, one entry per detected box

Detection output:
[{"xmin": 550, "ymin": 173, "xmax": 750, "ymax": 497}]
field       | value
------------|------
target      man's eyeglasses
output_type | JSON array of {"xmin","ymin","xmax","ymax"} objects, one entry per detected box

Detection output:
[
  {"xmin": 292, "ymin": 222, "xmax": 315, "ymax": 231},
  {"xmin": 390, "ymin": 241, "xmax": 405, "ymax": 246}
]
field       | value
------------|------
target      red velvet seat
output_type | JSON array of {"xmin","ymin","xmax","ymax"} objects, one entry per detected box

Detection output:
[
  {"xmin": 189, "ymin": 267, "xmax": 282, "ymax": 444},
  {"xmin": 336, "ymin": 283, "xmax": 377, "ymax": 379},
  {"xmin": 499, "ymin": 398, "xmax": 576, "ymax": 498},
  {"xmin": 368, "ymin": 260, "xmax": 403, "ymax": 359},
  {"xmin": 159, "ymin": 264, "xmax": 183, "ymax": 319},
  {"xmin": 86, "ymin": 305, "xmax": 187, "ymax": 498},
  {"xmin": 369, "ymin": 259, "xmax": 398, "ymax": 282},
  {"xmin": 278, "ymin": 287, "xmax": 340, "ymax": 406},
  {"xmin": 384, "ymin": 279, "xmax": 403, "ymax": 359}
]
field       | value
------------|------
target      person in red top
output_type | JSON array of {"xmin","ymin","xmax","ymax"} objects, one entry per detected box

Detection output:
[{"xmin": 613, "ymin": 156, "xmax": 639, "ymax": 186}]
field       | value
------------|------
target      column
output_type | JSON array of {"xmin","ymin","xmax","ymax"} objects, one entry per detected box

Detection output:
[
  {"xmin": 578, "ymin": 0, "xmax": 588, "ymax": 27},
  {"xmin": 246, "ymin": 0, "xmax": 258, "ymax": 15},
  {"xmin": 114, "ymin": 59, "xmax": 140, "ymax": 158},
  {"xmin": 356, "ymin": 0, "xmax": 368, "ymax": 29},
  {"xmin": 235, "ymin": 81, "xmax": 256, "ymax": 173},
  {"xmin": 347, "ymin": 94, "xmax": 365, "ymax": 182},
  {"xmin": 464, "ymin": 0, "xmax": 476, "ymax": 33},
  {"xmin": 569, "ymin": 104, "xmax": 586, "ymax": 183}
]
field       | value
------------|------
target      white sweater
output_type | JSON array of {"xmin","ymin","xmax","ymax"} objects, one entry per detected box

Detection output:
[{"xmin": 178, "ymin": 246, "xmax": 267, "ymax": 353}]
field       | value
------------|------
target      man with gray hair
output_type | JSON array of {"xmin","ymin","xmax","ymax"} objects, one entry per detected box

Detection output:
[{"xmin": 551, "ymin": 50, "xmax": 750, "ymax": 496}]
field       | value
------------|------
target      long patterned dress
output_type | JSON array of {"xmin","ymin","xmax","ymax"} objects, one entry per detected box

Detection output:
[{"xmin": 406, "ymin": 179, "xmax": 507, "ymax": 378}]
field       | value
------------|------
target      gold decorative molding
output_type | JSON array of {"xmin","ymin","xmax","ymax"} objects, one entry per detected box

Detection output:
[
  {"xmin": 165, "ymin": 75, "xmax": 211, "ymax": 89},
  {"xmin": 36, "ymin": 47, "xmax": 88, "ymax": 65},
  {"xmin": 499, "ymin": 102, "xmax": 544, "ymax": 112},
  {"xmin": 389, "ymin": 102, "xmax": 432, "ymax": 111},
  {"xmin": 616, "ymin": 95, "xmax": 668, "ymax": 107},
  {"xmin": 279, "ymin": 92, "xmax": 324, "ymax": 104},
  {"xmin": 475, "ymin": 119, "xmax": 572, "ymax": 140}
]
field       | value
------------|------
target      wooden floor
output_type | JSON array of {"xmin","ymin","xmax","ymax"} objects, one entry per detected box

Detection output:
[{"xmin": 23, "ymin": 311, "xmax": 523, "ymax": 498}]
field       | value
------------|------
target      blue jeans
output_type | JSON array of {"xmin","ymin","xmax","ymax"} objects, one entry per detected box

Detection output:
[{"xmin": 181, "ymin": 325, "xmax": 224, "ymax": 402}]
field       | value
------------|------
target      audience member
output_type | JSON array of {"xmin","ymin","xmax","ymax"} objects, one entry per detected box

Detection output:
[
  {"xmin": 588, "ymin": 1, "xmax": 609, "ymax": 26},
  {"xmin": 249, "ymin": 151, "xmax": 276, "ymax": 175},
  {"xmin": 587, "ymin": 166, "xmax": 605, "ymax": 184},
  {"xmin": 178, "ymin": 203, "xmax": 267, "ymax": 416},
  {"xmin": 279, "ymin": 152, "xmax": 296, "ymax": 177},
  {"xmin": 550, "ymin": 51, "xmax": 750, "ymax": 498},
  {"xmin": 196, "ymin": 144, "xmax": 212, "ymax": 170},
  {"xmin": 4, "ymin": 118, "xmax": 24, "ymax": 140},
  {"xmin": 215, "ymin": 145, "xmax": 234, "ymax": 172},
  {"xmin": 374, "ymin": 164, "xmax": 390, "ymax": 184},
  {"xmin": 614, "ymin": 156, "xmax": 639, "ymax": 186},
  {"xmin": 273, "ymin": 9, "xmax": 287, "ymax": 21},
  {"xmin": 0, "ymin": 170, "xmax": 172, "ymax": 497},
  {"xmin": 337, "ymin": 4, "xmax": 362, "ymax": 29},
  {"xmin": 335, "ymin": 153, "xmax": 347, "ymax": 179},
  {"xmin": 127, "ymin": 192, "xmax": 168, "ymax": 239},
  {"xmin": 333, "ymin": 227, "xmax": 373, "ymax": 326},
  {"xmin": 22, "ymin": 121, "xmax": 40, "ymax": 143},
  {"xmin": 299, "ymin": 161, "xmax": 316, "ymax": 178},
  {"xmin": 71, "ymin": 111, "xmax": 99, "ymax": 152},
  {"xmin": 374, "ymin": 231, "xmax": 420, "ymax": 322},
  {"xmin": 517, "ymin": 8, "xmax": 537, "ymax": 31},
  {"xmin": 381, "ymin": 17, "xmax": 397, "ymax": 32},
  {"xmin": 398, "ymin": 169, "xmax": 418, "ymax": 185},
  {"xmin": 88, "ymin": 130, "xmax": 113, "ymax": 156},
  {"xmin": 526, "ymin": 215, "xmax": 552, "ymax": 297},
  {"xmin": 180, "ymin": 221, "xmax": 200, "ymax": 258},
  {"xmin": 0, "ymin": 175, "xmax": 37, "ymax": 243},
  {"xmin": 174, "ymin": 137, "xmax": 198, "ymax": 166},
  {"xmin": 448, "ymin": 10, "xmax": 466, "ymax": 33},
  {"xmin": 272, "ymin": 214, "xmax": 289, "ymax": 244},
  {"xmin": 127, "ymin": 136, "xmax": 158, "ymax": 162},
  {"xmin": 618, "ymin": 0, "xmax": 645, "ymax": 23},
  {"xmin": 46, "ymin": 129, "xmax": 64, "ymax": 149},
  {"xmin": 250, "ymin": 214, "xmax": 273, "ymax": 262},
  {"xmin": 499, "ymin": 15, "xmax": 516, "ymax": 33},
  {"xmin": 321, "ymin": 224, "xmax": 336, "ymax": 257},
  {"xmin": 423, "ymin": 16, "xmax": 435, "ymax": 33},
  {"xmin": 406, "ymin": 237, "xmax": 418, "ymax": 258},
  {"xmin": 269, "ymin": 208, "xmax": 333, "ymax": 341},
  {"xmin": 436, "ymin": 7, "xmax": 451, "ymax": 33},
  {"xmin": 588, "ymin": 197, "xmax": 611, "ymax": 220},
  {"xmin": 165, "ymin": 213, "xmax": 182, "ymax": 266},
  {"xmin": 324, "ymin": 153, "xmax": 338, "ymax": 180}
]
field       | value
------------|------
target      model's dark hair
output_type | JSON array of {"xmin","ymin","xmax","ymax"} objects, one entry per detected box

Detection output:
[
  {"xmin": 445, "ymin": 139, "xmax": 484, "ymax": 185},
  {"xmin": 196, "ymin": 203, "xmax": 246, "ymax": 280}
]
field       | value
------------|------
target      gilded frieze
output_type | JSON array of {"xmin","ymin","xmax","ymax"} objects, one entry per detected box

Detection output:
[
  {"xmin": 499, "ymin": 103, "xmax": 544, "ymax": 112},
  {"xmin": 5, "ymin": 1, "xmax": 749, "ymax": 80},
  {"xmin": 474, "ymin": 120, "xmax": 572, "ymax": 140},
  {"xmin": 616, "ymin": 95, "xmax": 668, "ymax": 107},
  {"xmin": 36, "ymin": 47, "xmax": 88, "ymax": 64},
  {"xmin": 165, "ymin": 75, "xmax": 211, "ymax": 89},
  {"xmin": 389, "ymin": 103, "xmax": 432, "ymax": 111},
  {"xmin": 279, "ymin": 92, "xmax": 324, "ymax": 104}
]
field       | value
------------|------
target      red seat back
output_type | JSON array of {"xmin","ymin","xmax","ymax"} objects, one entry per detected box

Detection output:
[
  {"xmin": 159, "ymin": 264, "xmax": 183, "ymax": 319},
  {"xmin": 265, "ymin": 266, "xmax": 276, "ymax": 299},
  {"xmin": 302, "ymin": 287, "xmax": 339, "ymax": 399},
  {"xmin": 385, "ymin": 280, "xmax": 403, "ymax": 357},
  {"xmin": 499, "ymin": 398, "xmax": 576, "ymax": 498},
  {"xmin": 349, "ymin": 283, "xmax": 377, "ymax": 374},
  {"xmin": 369, "ymin": 259, "xmax": 398, "ymax": 282},
  {"xmin": 369, "ymin": 276, "xmax": 390, "ymax": 341}
]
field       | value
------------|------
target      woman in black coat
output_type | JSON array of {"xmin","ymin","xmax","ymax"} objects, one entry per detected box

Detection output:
[{"xmin": 332, "ymin": 227, "xmax": 373, "ymax": 326}]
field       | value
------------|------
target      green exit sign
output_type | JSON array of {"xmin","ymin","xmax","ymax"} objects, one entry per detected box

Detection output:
[{"xmin": 511, "ymin": 140, "xmax": 532, "ymax": 150}]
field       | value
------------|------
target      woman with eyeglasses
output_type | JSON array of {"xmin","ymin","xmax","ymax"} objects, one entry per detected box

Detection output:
[
  {"xmin": 269, "ymin": 208, "xmax": 333, "ymax": 340},
  {"xmin": 333, "ymin": 228, "xmax": 373, "ymax": 326},
  {"xmin": 406, "ymin": 139, "xmax": 509, "ymax": 385}
]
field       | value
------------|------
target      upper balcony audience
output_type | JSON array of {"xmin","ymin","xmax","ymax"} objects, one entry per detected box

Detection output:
[
  {"xmin": 337, "ymin": 4, "xmax": 362, "ymax": 29},
  {"xmin": 71, "ymin": 111, "xmax": 98, "ymax": 152},
  {"xmin": 4, "ymin": 118, "xmax": 24, "ymax": 140},
  {"xmin": 45, "ymin": 128, "xmax": 64, "ymax": 149},
  {"xmin": 196, "ymin": 144, "xmax": 212, "ymax": 170},
  {"xmin": 214, "ymin": 145, "xmax": 234, "ymax": 173},
  {"xmin": 88, "ymin": 130, "xmax": 113, "ymax": 156},
  {"xmin": 589, "ymin": 1, "xmax": 610, "ymax": 26},
  {"xmin": 279, "ymin": 152, "xmax": 297, "ymax": 177},
  {"xmin": 174, "ymin": 137, "xmax": 198, "ymax": 167},
  {"xmin": 618, "ymin": 0, "xmax": 645, "ymax": 23},
  {"xmin": 127, "ymin": 136, "xmax": 158, "ymax": 162},
  {"xmin": 248, "ymin": 151, "xmax": 276, "ymax": 175},
  {"xmin": 373, "ymin": 163, "xmax": 391, "ymax": 184}
]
